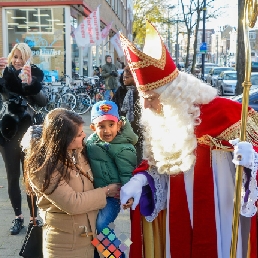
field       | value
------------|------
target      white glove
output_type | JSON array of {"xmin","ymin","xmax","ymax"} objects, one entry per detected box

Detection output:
[
  {"xmin": 229, "ymin": 138, "xmax": 254, "ymax": 169},
  {"xmin": 120, "ymin": 174, "xmax": 148, "ymax": 210}
]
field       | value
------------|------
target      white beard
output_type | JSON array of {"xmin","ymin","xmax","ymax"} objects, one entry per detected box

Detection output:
[
  {"xmin": 141, "ymin": 105, "xmax": 197, "ymax": 175},
  {"xmin": 141, "ymin": 72, "xmax": 217, "ymax": 175}
]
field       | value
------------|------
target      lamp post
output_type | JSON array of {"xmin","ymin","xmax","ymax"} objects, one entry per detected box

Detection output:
[
  {"xmin": 201, "ymin": 0, "xmax": 206, "ymax": 81},
  {"xmin": 216, "ymin": 34, "xmax": 219, "ymax": 64}
]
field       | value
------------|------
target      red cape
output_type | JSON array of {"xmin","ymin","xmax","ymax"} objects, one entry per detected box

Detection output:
[{"xmin": 129, "ymin": 97, "xmax": 258, "ymax": 258}]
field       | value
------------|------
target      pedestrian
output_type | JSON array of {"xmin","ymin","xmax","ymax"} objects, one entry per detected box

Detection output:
[
  {"xmin": 112, "ymin": 71, "xmax": 127, "ymax": 116},
  {"xmin": 116, "ymin": 57, "xmax": 125, "ymax": 69},
  {"xmin": 23, "ymin": 108, "xmax": 120, "ymax": 257},
  {"xmin": 101, "ymin": 55, "xmax": 118, "ymax": 100},
  {"xmin": 0, "ymin": 43, "xmax": 47, "ymax": 235},
  {"xmin": 119, "ymin": 22, "xmax": 258, "ymax": 258},
  {"xmin": 112, "ymin": 65, "xmax": 143, "ymax": 165}
]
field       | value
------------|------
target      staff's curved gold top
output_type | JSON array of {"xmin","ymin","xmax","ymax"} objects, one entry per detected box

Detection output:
[{"xmin": 230, "ymin": 1, "xmax": 258, "ymax": 258}]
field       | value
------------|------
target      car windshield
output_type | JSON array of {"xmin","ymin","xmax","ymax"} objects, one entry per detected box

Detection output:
[
  {"xmin": 214, "ymin": 69, "xmax": 224, "ymax": 75},
  {"xmin": 224, "ymin": 73, "xmax": 237, "ymax": 80},
  {"xmin": 214, "ymin": 68, "xmax": 233, "ymax": 75},
  {"xmin": 251, "ymin": 75, "xmax": 258, "ymax": 85},
  {"xmin": 204, "ymin": 67, "xmax": 212, "ymax": 73}
]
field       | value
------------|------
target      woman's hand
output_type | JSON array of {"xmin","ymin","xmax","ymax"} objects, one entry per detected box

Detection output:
[
  {"xmin": 0, "ymin": 57, "xmax": 8, "ymax": 76},
  {"xmin": 22, "ymin": 64, "xmax": 32, "ymax": 85},
  {"xmin": 103, "ymin": 183, "xmax": 121, "ymax": 198}
]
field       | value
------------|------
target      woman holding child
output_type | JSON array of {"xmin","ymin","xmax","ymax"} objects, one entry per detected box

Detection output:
[{"xmin": 22, "ymin": 108, "xmax": 120, "ymax": 257}]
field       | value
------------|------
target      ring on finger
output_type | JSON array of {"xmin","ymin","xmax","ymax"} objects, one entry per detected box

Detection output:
[{"xmin": 237, "ymin": 154, "xmax": 242, "ymax": 161}]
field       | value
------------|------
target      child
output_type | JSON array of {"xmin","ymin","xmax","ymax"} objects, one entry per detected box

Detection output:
[{"xmin": 87, "ymin": 100, "xmax": 138, "ymax": 234}]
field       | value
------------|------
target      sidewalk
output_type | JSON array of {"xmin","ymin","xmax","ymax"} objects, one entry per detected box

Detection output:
[{"xmin": 0, "ymin": 112, "xmax": 131, "ymax": 257}]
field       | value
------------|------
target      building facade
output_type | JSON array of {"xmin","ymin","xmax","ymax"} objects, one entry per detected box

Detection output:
[
  {"xmin": 196, "ymin": 28, "xmax": 214, "ymax": 63},
  {"xmin": 0, "ymin": 0, "xmax": 133, "ymax": 80},
  {"xmin": 210, "ymin": 26, "xmax": 237, "ymax": 66}
]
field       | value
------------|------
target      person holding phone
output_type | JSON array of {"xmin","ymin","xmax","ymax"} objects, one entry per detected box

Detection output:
[{"xmin": 0, "ymin": 43, "xmax": 47, "ymax": 235}]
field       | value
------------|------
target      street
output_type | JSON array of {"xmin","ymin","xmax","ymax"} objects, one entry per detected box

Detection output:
[{"xmin": 0, "ymin": 111, "xmax": 131, "ymax": 257}]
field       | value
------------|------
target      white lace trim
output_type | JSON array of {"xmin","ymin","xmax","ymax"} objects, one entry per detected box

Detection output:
[
  {"xmin": 240, "ymin": 151, "xmax": 258, "ymax": 217},
  {"xmin": 145, "ymin": 166, "xmax": 168, "ymax": 222}
]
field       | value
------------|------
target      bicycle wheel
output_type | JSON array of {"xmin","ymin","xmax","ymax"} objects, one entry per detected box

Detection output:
[
  {"xmin": 60, "ymin": 93, "xmax": 76, "ymax": 110},
  {"xmin": 44, "ymin": 93, "xmax": 63, "ymax": 112},
  {"xmin": 73, "ymin": 93, "xmax": 92, "ymax": 115}
]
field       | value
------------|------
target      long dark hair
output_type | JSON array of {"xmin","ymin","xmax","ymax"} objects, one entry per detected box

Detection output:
[{"xmin": 24, "ymin": 108, "xmax": 85, "ymax": 194}]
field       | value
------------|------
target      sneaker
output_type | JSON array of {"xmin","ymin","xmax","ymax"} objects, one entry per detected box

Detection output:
[
  {"xmin": 29, "ymin": 219, "xmax": 43, "ymax": 226},
  {"xmin": 10, "ymin": 218, "xmax": 24, "ymax": 235}
]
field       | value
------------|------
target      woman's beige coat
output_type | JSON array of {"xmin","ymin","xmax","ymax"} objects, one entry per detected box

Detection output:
[{"xmin": 28, "ymin": 149, "xmax": 107, "ymax": 258}]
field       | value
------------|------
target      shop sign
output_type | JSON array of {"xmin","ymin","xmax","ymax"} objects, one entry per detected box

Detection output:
[{"xmin": 32, "ymin": 49, "xmax": 61, "ymax": 56}]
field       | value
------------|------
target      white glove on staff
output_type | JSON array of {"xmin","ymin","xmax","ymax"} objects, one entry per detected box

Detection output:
[
  {"xmin": 120, "ymin": 174, "xmax": 148, "ymax": 210},
  {"xmin": 229, "ymin": 138, "xmax": 254, "ymax": 168}
]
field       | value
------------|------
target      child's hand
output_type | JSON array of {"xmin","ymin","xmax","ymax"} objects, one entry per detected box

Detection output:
[{"xmin": 122, "ymin": 198, "xmax": 134, "ymax": 210}]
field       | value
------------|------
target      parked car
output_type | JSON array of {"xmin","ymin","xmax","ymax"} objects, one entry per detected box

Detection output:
[
  {"xmin": 251, "ymin": 72, "xmax": 258, "ymax": 89},
  {"xmin": 216, "ymin": 71, "xmax": 237, "ymax": 96},
  {"xmin": 194, "ymin": 62, "xmax": 217, "ymax": 78},
  {"xmin": 231, "ymin": 88, "xmax": 258, "ymax": 111},
  {"xmin": 199, "ymin": 65, "xmax": 218, "ymax": 81},
  {"xmin": 178, "ymin": 62, "xmax": 185, "ymax": 71},
  {"xmin": 206, "ymin": 67, "xmax": 235, "ymax": 87}
]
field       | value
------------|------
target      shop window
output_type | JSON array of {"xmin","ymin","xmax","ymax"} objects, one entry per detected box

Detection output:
[
  {"xmin": 6, "ymin": 7, "xmax": 67, "ymax": 81},
  {"xmin": 11, "ymin": 9, "xmax": 53, "ymax": 34},
  {"xmin": 123, "ymin": 9, "xmax": 126, "ymax": 25},
  {"xmin": 111, "ymin": 0, "xmax": 115, "ymax": 10},
  {"xmin": 117, "ymin": 3, "xmax": 120, "ymax": 18},
  {"xmin": 115, "ymin": 0, "xmax": 119, "ymax": 14}
]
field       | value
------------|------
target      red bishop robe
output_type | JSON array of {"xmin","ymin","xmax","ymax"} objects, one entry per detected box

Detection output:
[{"xmin": 129, "ymin": 97, "xmax": 258, "ymax": 258}]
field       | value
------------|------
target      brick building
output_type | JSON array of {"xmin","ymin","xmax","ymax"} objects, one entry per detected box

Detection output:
[{"xmin": 0, "ymin": 0, "xmax": 133, "ymax": 79}]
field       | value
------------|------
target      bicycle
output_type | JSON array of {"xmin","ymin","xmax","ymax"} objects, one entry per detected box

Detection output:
[
  {"xmin": 58, "ymin": 74, "xmax": 105, "ymax": 115},
  {"xmin": 75, "ymin": 76, "xmax": 105, "ymax": 114},
  {"xmin": 80, "ymin": 76, "xmax": 105, "ymax": 103},
  {"xmin": 60, "ymin": 74, "xmax": 93, "ymax": 115},
  {"xmin": 42, "ymin": 77, "xmax": 77, "ymax": 112}
]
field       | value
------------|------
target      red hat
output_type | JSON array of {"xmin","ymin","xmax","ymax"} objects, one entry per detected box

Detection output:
[{"xmin": 119, "ymin": 21, "xmax": 179, "ymax": 92}]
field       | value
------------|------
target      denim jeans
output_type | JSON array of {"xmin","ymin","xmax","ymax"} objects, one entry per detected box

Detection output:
[
  {"xmin": 95, "ymin": 197, "xmax": 126, "ymax": 258},
  {"xmin": 104, "ymin": 89, "xmax": 117, "ymax": 101},
  {"xmin": 96, "ymin": 197, "xmax": 120, "ymax": 233}
]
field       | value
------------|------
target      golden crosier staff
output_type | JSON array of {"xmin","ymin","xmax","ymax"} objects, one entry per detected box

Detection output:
[{"xmin": 230, "ymin": 0, "xmax": 258, "ymax": 257}]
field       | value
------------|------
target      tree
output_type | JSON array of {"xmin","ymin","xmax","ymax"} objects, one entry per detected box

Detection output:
[
  {"xmin": 178, "ymin": 0, "xmax": 226, "ymax": 73},
  {"xmin": 132, "ymin": 0, "xmax": 229, "ymax": 75},
  {"xmin": 133, "ymin": 0, "xmax": 172, "ymax": 47},
  {"xmin": 178, "ymin": 0, "xmax": 202, "ymax": 73}
]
